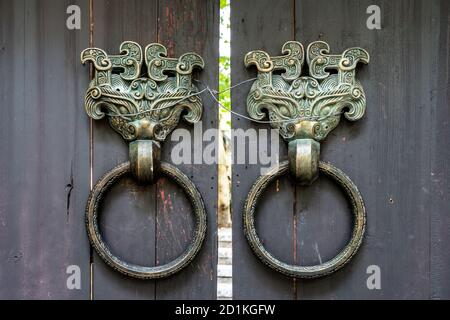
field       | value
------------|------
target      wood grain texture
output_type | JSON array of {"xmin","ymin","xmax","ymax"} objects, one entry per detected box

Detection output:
[
  {"xmin": 295, "ymin": 0, "xmax": 450, "ymax": 300},
  {"xmin": 91, "ymin": 0, "xmax": 158, "ymax": 300},
  {"xmin": 0, "ymin": 0, "xmax": 217, "ymax": 300},
  {"xmin": 231, "ymin": 0, "xmax": 297, "ymax": 300},
  {"xmin": 232, "ymin": 0, "xmax": 450, "ymax": 299},
  {"xmin": 430, "ymin": 0, "xmax": 450, "ymax": 299},
  {"xmin": 155, "ymin": 0, "xmax": 219, "ymax": 300},
  {"xmin": 91, "ymin": 0, "xmax": 218, "ymax": 299},
  {"xmin": 0, "ymin": 0, "xmax": 90, "ymax": 299}
]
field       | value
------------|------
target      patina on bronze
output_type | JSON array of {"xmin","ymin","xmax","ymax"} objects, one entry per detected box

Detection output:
[
  {"xmin": 244, "ymin": 41, "xmax": 369, "ymax": 278},
  {"xmin": 81, "ymin": 41, "xmax": 206, "ymax": 279}
]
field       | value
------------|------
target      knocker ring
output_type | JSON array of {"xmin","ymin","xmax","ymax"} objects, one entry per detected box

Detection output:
[
  {"xmin": 81, "ymin": 42, "xmax": 206, "ymax": 279},
  {"xmin": 243, "ymin": 161, "xmax": 365, "ymax": 278},
  {"xmin": 244, "ymin": 41, "xmax": 369, "ymax": 278},
  {"xmin": 86, "ymin": 160, "xmax": 206, "ymax": 279}
]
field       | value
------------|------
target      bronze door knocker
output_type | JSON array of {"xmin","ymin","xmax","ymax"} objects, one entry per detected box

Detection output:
[
  {"xmin": 81, "ymin": 42, "xmax": 206, "ymax": 279},
  {"xmin": 243, "ymin": 41, "xmax": 369, "ymax": 278}
]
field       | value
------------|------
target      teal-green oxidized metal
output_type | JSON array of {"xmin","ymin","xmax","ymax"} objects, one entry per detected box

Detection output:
[
  {"xmin": 82, "ymin": 41, "xmax": 204, "ymax": 142},
  {"xmin": 244, "ymin": 41, "xmax": 369, "ymax": 278},
  {"xmin": 81, "ymin": 42, "xmax": 206, "ymax": 279}
]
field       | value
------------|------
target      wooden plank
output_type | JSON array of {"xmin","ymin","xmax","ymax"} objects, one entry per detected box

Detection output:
[
  {"xmin": 231, "ymin": 0, "xmax": 297, "ymax": 299},
  {"xmin": 0, "ymin": 0, "xmax": 90, "ymax": 299},
  {"xmin": 91, "ymin": 0, "xmax": 158, "ymax": 300},
  {"xmin": 91, "ymin": 0, "xmax": 218, "ymax": 299},
  {"xmin": 294, "ymin": 0, "xmax": 449, "ymax": 299},
  {"xmin": 155, "ymin": 0, "xmax": 218, "ymax": 299},
  {"xmin": 430, "ymin": 0, "xmax": 450, "ymax": 300}
]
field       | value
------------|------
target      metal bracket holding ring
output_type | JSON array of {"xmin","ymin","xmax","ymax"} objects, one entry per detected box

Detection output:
[
  {"xmin": 244, "ymin": 41, "xmax": 369, "ymax": 278},
  {"xmin": 81, "ymin": 41, "xmax": 206, "ymax": 279}
]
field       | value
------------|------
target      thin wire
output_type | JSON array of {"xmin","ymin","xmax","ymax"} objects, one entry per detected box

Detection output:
[
  {"xmin": 105, "ymin": 87, "xmax": 208, "ymax": 120},
  {"xmin": 104, "ymin": 77, "xmax": 344, "ymax": 123},
  {"xmin": 202, "ymin": 83, "xmax": 343, "ymax": 124},
  {"xmin": 197, "ymin": 77, "xmax": 257, "ymax": 95}
]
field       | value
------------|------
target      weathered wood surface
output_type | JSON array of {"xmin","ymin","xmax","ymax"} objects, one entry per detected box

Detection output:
[
  {"xmin": 1, "ymin": 0, "xmax": 448, "ymax": 300},
  {"xmin": 0, "ymin": 0, "xmax": 90, "ymax": 299},
  {"xmin": 232, "ymin": 0, "xmax": 450, "ymax": 299},
  {"xmin": 155, "ymin": 0, "xmax": 219, "ymax": 300},
  {"xmin": 0, "ymin": 0, "xmax": 218, "ymax": 299},
  {"xmin": 91, "ymin": 0, "xmax": 218, "ymax": 300},
  {"xmin": 91, "ymin": 0, "xmax": 158, "ymax": 300},
  {"xmin": 231, "ymin": 0, "xmax": 297, "ymax": 300}
]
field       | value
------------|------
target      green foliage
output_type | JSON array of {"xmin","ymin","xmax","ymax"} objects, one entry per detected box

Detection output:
[
  {"xmin": 220, "ymin": 0, "xmax": 229, "ymax": 10},
  {"xmin": 219, "ymin": 0, "xmax": 231, "ymax": 126},
  {"xmin": 219, "ymin": 56, "xmax": 231, "ymax": 115}
]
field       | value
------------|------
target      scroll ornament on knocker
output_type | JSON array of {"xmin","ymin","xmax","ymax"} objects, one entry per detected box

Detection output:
[
  {"xmin": 244, "ymin": 41, "xmax": 369, "ymax": 278},
  {"xmin": 80, "ymin": 41, "xmax": 206, "ymax": 279}
]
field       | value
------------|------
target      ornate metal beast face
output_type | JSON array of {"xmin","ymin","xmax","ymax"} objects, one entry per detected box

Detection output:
[
  {"xmin": 81, "ymin": 42, "xmax": 207, "ymax": 279},
  {"xmin": 81, "ymin": 41, "xmax": 204, "ymax": 142},
  {"xmin": 243, "ymin": 41, "xmax": 369, "ymax": 278},
  {"xmin": 245, "ymin": 41, "xmax": 369, "ymax": 141}
]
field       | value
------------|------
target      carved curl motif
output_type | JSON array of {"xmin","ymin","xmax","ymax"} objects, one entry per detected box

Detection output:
[
  {"xmin": 81, "ymin": 41, "xmax": 204, "ymax": 141},
  {"xmin": 245, "ymin": 41, "xmax": 369, "ymax": 141}
]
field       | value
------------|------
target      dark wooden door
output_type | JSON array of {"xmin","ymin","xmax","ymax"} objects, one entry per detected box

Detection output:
[
  {"xmin": 231, "ymin": 0, "xmax": 450, "ymax": 299},
  {"xmin": 1, "ymin": 0, "xmax": 449, "ymax": 301},
  {"xmin": 0, "ymin": 0, "xmax": 218, "ymax": 299}
]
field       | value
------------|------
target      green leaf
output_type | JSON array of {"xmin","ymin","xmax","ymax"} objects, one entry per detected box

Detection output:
[{"xmin": 220, "ymin": 0, "xmax": 229, "ymax": 10}]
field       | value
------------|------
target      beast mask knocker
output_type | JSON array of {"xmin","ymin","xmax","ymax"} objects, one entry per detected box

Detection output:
[
  {"xmin": 243, "ymin": 41, "xmax": 369, "ymax": 278},
  {"xmin": 81, "ymin": 41, "xmax": 206, "ymax": 279}
]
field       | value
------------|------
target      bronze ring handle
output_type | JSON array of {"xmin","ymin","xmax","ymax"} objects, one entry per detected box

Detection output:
[
  {"xmin": 243, "ymin": 41, "xmax": 369, "ymax": 278},
  {"xmin": 81, "ymin": 42, "xmax": 208, "ymax": 279},
  {"xmin": 86, "ymin": 161, "xmax": 207, "ymax": 279},
  {"xmin": 243, "ymin": 161, "xmax": 366, "ymax": 278}
]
